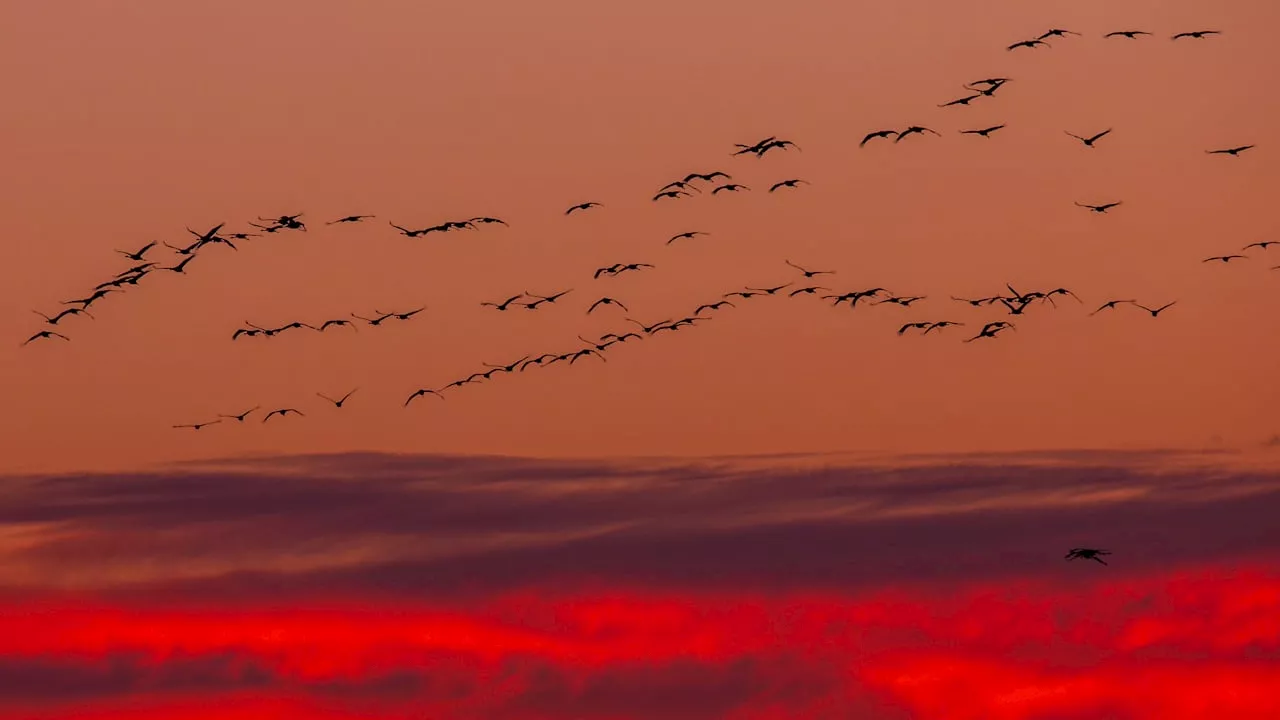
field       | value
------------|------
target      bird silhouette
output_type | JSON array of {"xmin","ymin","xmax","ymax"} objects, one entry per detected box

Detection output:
[
  {"xmin": 785, "ymin": 260, "xmax": 835, "ymax": 278},
  {"xmin": 116, "ymin": 241, "xmax": 157, "ymax": 261},
  {"xmin": 1203, "ymin": 254, "xmax": 1247, "ymax": 263},
  {"xmin": 1066, "ymin": 129, "xmax": 1112, "ymax": 147},
  {"xmin": 1104, "ymin": 31, "xmax": 1151, "ymax": 39},
  {"xmin": 160, "ymin": 255, "xmax": 197, "ymax": 273},
  {"xmin": 769, "ymin": 179, "xmax": 809, "ymax": 192},
  {"xmin": 1243, "ymin": 241, "xmax": 1278, "ymax": 251},
  {"xmin": 262, "ymin": 408, "xmax": 305, "ymax": 422},
  {"xmin": 964, "ymin": 321, "xmax": 1015, "ymax": 342},
  {"xmin": 173, "ymin": 420, "xmax": 221, "ymax": 431},
  {"xmin": 317, "ymin": 319, "xmax": 358, "ymax": 332},
  {"xmin": 960, "ymin": 125, "xmax": 1006, "ymax": 138},
  {"xmin": 1090, "ymin": 299, "xmax": 1136, "ymax": 316},
  {"xmin": 860, "ymin": 129, "xmax": 897, "ymax": 147},
  {"xmin": 22, "ymin": 330, "xmax": 70, "ymax": 346},
  {"xmin": 481, "ymin": 294, "xmax": 527, "ymax": 311},
  {"xmin": 1008, "ymin": 39, "xmax": 1050, "ymax": 50},
  {"xmin": 1172, "ymin": 30, "xmax": 1220, "ymax": 40},
  {"xmin": 712, "ymin": 184, "xmax": 750, "ymax": 194},
  {"xmin": 565, "ymin": 202, "xmax": 602, "ymax": 215},
  {"xmin": 33, "ymin": 308, "xmax": 92, "ymax": 325},
  {"xmin": 1038, "ymin": 29, "xmax": 1079, "ymax": 39},
  {"xmin": 405, "ymin": 388, "xmax": 445, "ymax": 405},
  {"xmin": 317, "ymin": 389, "xmax": 358, "ymax": 408},
  {"xmin": 217, "ymin": 407, "xmax": 260, "ymax": 422},
  {"xmin": 1076, "ymin": 201, "xmax": 1123, "ymax": 213},
  {"xmin": 328, "ymin": 215, "xmax": 374, "ymax": 224},
  {"xmin": 667, "ymin": 231, "xmax": 708, "ymax": 245},
  {"xmin": 1065, "ymin": 548, "xmax": 1111, "ymax": 564},
  {"xmin": 1134, "ymin": 301, "xmax": 1177, "ymax": 317},
  {"xmin": 652, "ymin": 190, "xmax": 692, "ymax": 201},
  {"xmin": 587, "ymin": 297, "xmax": 628, "ymax": 314},
  {"xmin": 1206, "ymin": 145, "xmax": 1255, "ymax": 156},
  {"xmin": 895, "ymin": 126, "xmax": 941, "ymax": 142},
  {"xmin": 938, "ymin": 94, "xmax": 983, "ymax": 107}
]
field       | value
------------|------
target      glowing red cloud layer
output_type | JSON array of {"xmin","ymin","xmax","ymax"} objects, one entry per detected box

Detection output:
[{"xmin": 2, "ymin": 563, "xmax": 1278, "ymax": 719}]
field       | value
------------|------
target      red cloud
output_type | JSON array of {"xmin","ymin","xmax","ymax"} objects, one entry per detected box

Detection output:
[{"xmin": 1, "ymin": 563, "xmax": 1278, "ymax": 719}]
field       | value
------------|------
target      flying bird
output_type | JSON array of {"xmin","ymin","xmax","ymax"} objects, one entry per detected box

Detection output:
[
  {"xmin": 1203, "ymin": 254, "xmax": 1247, "ymax": 263},
  {"xmin": 785, "ymin": 260, "xmax": 835, "ymax": 278},
  {"xmin": 523, "ymin": 290, "xmax": 572, "ymax": 308},
  {"xmin": 262, "ymin": 408, "xmax": 305, "ymax": 422},
  {"xmin": 317, "ymin": 389, "xmax": 358, "ymax": 408},
  {"xmin": 1104, "ymin": 30, "xmax": 1151, "ymax": 39},
  {"xmin": 33, "ymin": 308, "xmax": 92, "ymax": 325},
  {"xmin": 389, "ymin": 222, "xmax": 431, "ymax": 237},
  {"xmin": 587, "ymin": 297, "xmax": 628, "ymax": 314},
  {"xmin": 22, "ymin": 330, "xmax": 70, "ymax": 346},
  {"xmin": 682, "ymin": 171, "xmax": 731, "ymax": 183},
  {"xmin": 895, "ymin": 126, "xmax": 941, "ymax": 142},
  {"xmin": 652, "ymin": 190, "xmax": 691, "ymax": 201},
  {"xmin": 1090, "ymin": 299, "xmax": 1136, "ymax": 316},
  {"xmin": 1206, "ymin": 145, "xmax": 1255, "ymax": 156},
  {"xmin": 897, "ymin": 322, "xmax": 932, "ymax": 335},
  {"xmin": 712, "ymin": 184, "xmax": 750, "ymax": 194},
  {"xmin": 469, "ymin": 216, "xmax": 508, "ymax": 226},
  {"xmin": 667, "ymin": 231, "xmax": 708, "ymax": 245},
  {"xmin": 1172, "ymin": 30, "xmax": 1220, "ymax": 40},
  {"xmin": 1007, "ymin": 39, "xmax": 1050, "ymax": 50},
  {"xmin": 173, "ymin": 420, "xmax": 221, "ymax": 431},
  {"xmin": 1076, "ymin": 201, "xmax": 1123, "ymax": 213},
  {"xmin": 938, "ymin": 94, "xmax": 983, "ymax": 107},
  {"xmin": 1134, "ymin": 301, "xmax": 1177, "ymax": 317},
  {"xmin": 1038, "ymin": 29, "xmax": 1079, "ymax": 39},
  {"xmin": 1243, "ymin": 241, "xmax": 1278, "ymax": 251},
  {"xmin": 481, "ymin": 294, "xmax": 526, "ymax": 311},
  {"xmin": 160, "ymin": 256, "xmax": 197, "ymax": 273},
  {"xmin": 328, "ymin": 215, "xmax": 374, "ymax": 224},
  {"xmin": 317, "ymin": 319, "xmax": 358, "ymax": 332},
  {"xmin": 860, "ymin": 129, "xmax": 897, "ymax": 147},
  {"xmin": 1066, "ymin": 129, "xmax": 1112, "ymax": 147},
  {"xmin": 565, "ymin": 202, "xmax": 602, "ymax": 215},
  {"xmin": 1065, "ymin": 548, "xmax": 1111, "ymax": 565},
  {"xmin": 218, "ymin": 407, "xmax": 259, "ymax": 422},
  {"xmin": 964, "ymin": 321, "xmax": 1015, "ymax": 342},
  {"xmin": 788, "ymin": 286, "xmax": 830, "ymax": 297},
  {"xmin": 116, "ymin": 241, "xmax": 157, "ymax": 261},
  {"xmin": 694, "ymin": 300, "xmax": 734, "ymax": 314},
  {"xmin": 405, "ymin": 388, "xmax": 445, "ymax": 405},
  {"xmin": 960, "ymin": 125, "xmax": 1006, "ymax": 138},
  {"xmin": 657, "ymin": 180, "xmax": 701, "ymax": 194},
  {"xmin": 924, "ymin": 321, "xmax": 964, "ymax": 334},
  {"xmin": 769, "ymin": 179, "xmax": 808, "ymax": 192}
]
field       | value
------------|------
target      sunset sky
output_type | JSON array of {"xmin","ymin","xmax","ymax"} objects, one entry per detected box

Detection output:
[{"xmin": 2, "ymin": 0, "xmax": 1279, "ymax": 718}]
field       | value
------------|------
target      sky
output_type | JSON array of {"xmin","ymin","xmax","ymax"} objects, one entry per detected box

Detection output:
[{"xmin": 1, "ymin": 0, "xmax": 1279, "ymax": 717}]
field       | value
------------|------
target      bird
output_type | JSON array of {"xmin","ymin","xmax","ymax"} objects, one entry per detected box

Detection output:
[
  {"xmin": 960, "ymin": 125, "xmax": 1006, "ymax": 138},
  {"xmin": 923, "ymin": 321, "xmax": 964, "ymax": 334},
  {"xmin": 217, "ymin": 407, "xmax": 259, "ymax": 422},
  {"xmin": 860, "ymin": 129, "xmax": 897, "ymax": 147},
  {"xmin": 389, "ymin": 222, "xmax": 432, "ymax": 237},
  {"xmin": 317, "ymin": 319, "xmax": 358, "ymax": 332},
  {"xmin": 33, "ymin": 308, "xmax": 92, "ymax": 325},
  {"xmin": 694, "ymin": 300, "xmax": 734, "ymax": 314},
  {"xmin": 746, "ymin": 283, "xmax": 792, "ymax": 295},
  {"xmin": 788, "ymin": 286, "xmax": 830, "ymax": 297},
  {"xmin": 1134, "ymin": 301, "xmax": 1177, "ymax": 317},
  {"xmin": 231, "ymin": 327, "xmax": 262, "ymax": 340},
  {"xmin": 1206, "ymin": 145, "xmax": 1255, "ymax": 156},
  {"xmin": 160, "ymin": 255, "xmax": 197, "ymax": 273},
  {"xmin": 405, "ymin": 388, "xmax": 445, "ymax": 405},
  {"xmin": 262, "ymin": 408, "xmax": 305, "ymax": 422},
  {"xmin": 895, "ymin": 126, "xmax": 941, "ymax": 142},
  {"xmin": 897, "ymin": 322, "xmax": 932, "ymax": 335},
  {"xmin": 938, "ymin": 94, "xmax": 983, "ymax": 107},
  {"xmin": 523, "ymin": 290, "xmax": 572, "ymax": 308},
  {"xmin": 1203, "ymin": 254, "xmax": 1247, "ymax": 263},
  {"xmin": 1173, "ymin": 30, "xmax": 1219, "ymax": 40},
  {"xmin": 877, "ymin": 295, "xmax": 926, "ymax": 307},
  {"xmin": 1038, "ymin": 29, "xmax": 1079, "ymax": 40},
  {"xmin": 652, "ymin": 190, "xmax": 691, "ymax": 201},
  {"xmin": 1044, "ymin": 287, "xmax": 1083, "ymax": 304},
  {"xmin": 1065, "ymin": 548, "xmax": 1111, "ymax": 565},
  {"xmin": 173, "ymin": 420, "xmax": 221, "ymax": 431},
  {"xmin": 964, "ymin": 321, "xmax": 1015, "ymax": 342},
  {"xmin": 625, "ymin": 318, "xmax": 673, "ymax": 334},
  {"xmin": 116, "ymin": 241, "xmax": 157, "ymax": 261},
  {"xmin": 682, "ymin": 171, "xmax": 731, "ymax": 183},
  {"xmin": 667, "ymin": 231, "xmax": 708, "ymax": 245},
  {"xmin": 164, "ymin": 239, "xmax": 202, "ymax": 255},
  {"xmin": 481, "ymin": 294, "xmax": 527, "ymax": 311},
  {"xmin": 1076, "ymin": 201, "xmax": 1123, "ymax": 213},
  {"xmin": 769, "ymin": 179, "xmax": 809, "ymax": 193},
  {"xmin": 951, "ymin": 295, "xmax": 1002, "ymax": 307},
  {"xmin": 1243, "ymin": 241, "xmax": 1278, "ymax": 251},
  {"xmin": 613, "ymin": 263, "xmax": 654, "ymax": 276},
  {"xmin": 1008, "ymin": 39, "xmax": 1050, "ymax": 50},
  {"xmin": 22, "ymin": 330, "xmax": 70, "ymax": 346},
  {"xmin": 712, "ymin": 184, "xmax": 750, "ymax": 194},
  {"xmin": 1090, "ymin": 299, "xmax": 1136, "ymax": 316},
  {"xmin": 317, "ymin": 389, "xmax": 357, "ymax": 408},
  {"xmin": 1065, "ymin": 129, "xmax": 1112, "ymax": 147},
  {"xmin": 587, "ymin": 297, "xmax": 628, "ymax": 314},
  {"xmin": 62, "ymin": 288, "xmax": 116, "ymax": 309},
  {"xmin": 1105, "ymin": 30, "xmax": 1152, "ymax": 39},
  {"xmin": 785, "ymin": 260, "xmax": 835, "ymax": 278},
  {"xmin": 379, "ymin": 306, "xmax": 426, "ymax": 321},
  {"xmin": 351, "ymin": 311, "xmax": 396, "ymax": 326},
  {"xmin": 328, "ymin": 214, "xmax": 374, "ymax": 224},
  {"xmin": 657, "ymin": 180, "xmax": 701, "ymax": 194},
  {"xmin": 469, "ymin": 216, "xmax": 508, "ymax": 226},
  {"xmin": 565, "ymin": 202, "xmax": 602, "ymax": 215}
]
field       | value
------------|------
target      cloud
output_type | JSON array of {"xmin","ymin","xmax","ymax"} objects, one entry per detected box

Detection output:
[{"xmin": 0, "ymin": 449, "xmax": 1278, "ymax": 599}]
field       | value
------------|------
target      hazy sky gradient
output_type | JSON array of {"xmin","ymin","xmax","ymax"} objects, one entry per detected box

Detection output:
[{"xmin": 3, "ymin": 0, "xmax": 1279, "ymax": 473}]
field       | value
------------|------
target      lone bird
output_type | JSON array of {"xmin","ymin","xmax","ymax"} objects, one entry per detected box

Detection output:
[
  {"xmin": 587, "ymin": 297, "xmax": 628, "ymax": 314},
  {"xmin": 328, "ymin": 215, "xmax": 374, "ymax": 224},
  {"xmin": 1065, "ymin": 548, "xmax": 1111, "ymax": 565},
  {"xmin": 405, "ymin": 388, "xmax": 445, "ymax": 405},
  {"xmin": 1076, "ymin": 201, "xmax": 1122, "ymax": 213},
  {"xmin": 785, "ymin": 260, "xmax": 835, "ymax": 278},
  {"xmin": 1104, "ymin": 30, "xmax": 1151, "ymax": 39},
  {"xmin": 1172, "ymin": 30, "xmax": 1219, "ymax": 40},
  {"xmin": 1206, "ymin": 145, "xmax": 1255, "ymax": 156},
  {"xmin": 712, "ymin": 183, "xmax": 750, "ymax": 194},
  {"xmin": 116, "ymin": 241, "xmax": 157, "ymax": 261},
  {"xmin": 1038, "ymin": 28, "xmax": 1079, "ymax": 39},
  {"xmin": 1203, "ymin": 254, "xmax": 1247, "ymax": 263},
  {"xmin": 218, "ymin": 407, "xmax": 259, "ymax": 422},
  {"xmin": 895, "ymin": 126, "xmax": 941, "ymax": 142},
  {"xmin": 173, "ymin": 420, "xmax": 221, "ymax": 431},
  {"xmin": 1134, "ymin": 301, "xmax": 1177, "ymax": 317},
  {"xmin": 1090, "ymin": 299, "xmax": 1135, "ymax": 316},
  {"xmin": 1243, "ymin": 241, "xmax": 1278, "ymax": 251},
  {"xmin": 565, "ymin": 202, "xmax": 602, "ymax": 215},
  {"xmin": 860, "ymin": 129, "xmax": 897, "ymax": 147},
  {"xmin": 481, "ymin": 294, "xmax": 526, "ymax": 311},
  {"xmin": 1008, "ymin": 39, "xmax": 1050, "ymax": 50},
  {"xmin": 652, "ymin": 190, "xmax": 691, "ymax": 201},
  {"xmin": 667, "ymin": 231, "xmax": 708, "ymax": 245},
  {"xmin": 964, "ymin": 321, "xmax": 1015, "ymax": 342},
  {"xmin": 22, "ymin": 330, "xmax": 70, "ymax": 346},
  {"xmin": 1066, "ymin": 129, "xmax": 1112, "ymax": 147},
  {"xmin": 262, "ymin": 408, "xmax": 305, "ymax": 422},
  {"xmin": 938, "ymin": 93, "xmax": 983, "ymax": 107}
]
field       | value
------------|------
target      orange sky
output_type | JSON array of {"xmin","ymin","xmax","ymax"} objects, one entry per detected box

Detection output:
[{"xmin": 3, "ymin": 0, "xmax": 1279, "ymax": 474}]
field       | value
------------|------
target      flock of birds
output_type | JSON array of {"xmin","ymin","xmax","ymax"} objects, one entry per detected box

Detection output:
[{"xmin": 20, "ymin": 22, "xmax": 1270, "ymax": 566}]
